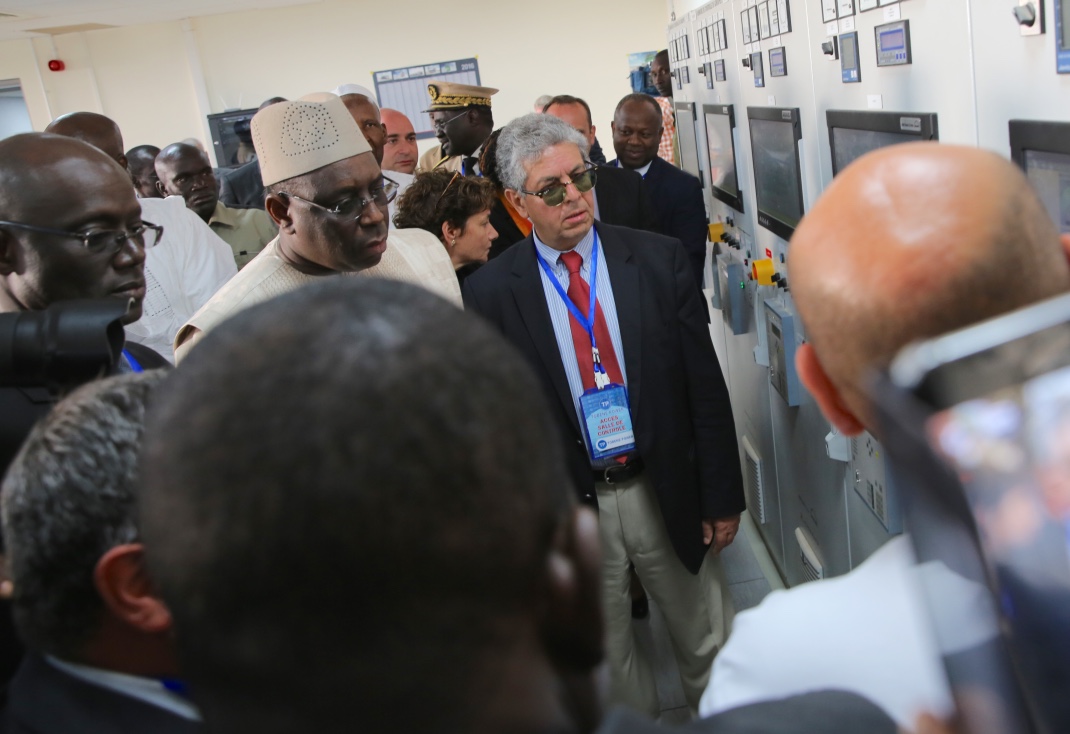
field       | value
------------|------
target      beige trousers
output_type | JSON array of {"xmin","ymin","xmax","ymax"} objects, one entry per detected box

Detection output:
[{"xmin": 596, "ymin": 474, "xmax": 734, "ymax": 717}]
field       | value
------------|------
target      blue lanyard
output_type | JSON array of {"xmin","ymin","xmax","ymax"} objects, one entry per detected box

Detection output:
[
  {"xmin": 121, "ymin": 348, "xmax": 144, "ymax": 373},
  {"xmin": 535, "ymin": 231, "xmax": 610, "ymax": 386}
]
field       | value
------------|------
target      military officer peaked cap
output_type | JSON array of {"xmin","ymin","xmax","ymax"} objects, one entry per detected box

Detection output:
[{"xmin": 424, "ymin": 81, "xmax": 498, "ymax": 111}]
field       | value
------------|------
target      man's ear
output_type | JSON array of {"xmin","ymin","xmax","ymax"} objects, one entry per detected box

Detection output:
[
  {"xmin": 796, "ymin": 343, "xmax": 865, "ymax": 436},
  {"xmin": 94, "ymin": 544, "xmax": 172, "ymax": 635},
  {"xmin": 504, "ymin": 189, "xmax": 529, "ymax": 221},
  {"xmin": 155, "ymin": 181, "xmax": 167, "ymax": 197},
  {"xmin": 0, "ymin": 230, "xmax": 19, "ymax": 276},
  {"xmin": 541, "ymin": 506, "xmax": 604, "ymax": 670},
  {"xmin": 265, "ymin": 193, "xmax": 295, "ymax": 232}
]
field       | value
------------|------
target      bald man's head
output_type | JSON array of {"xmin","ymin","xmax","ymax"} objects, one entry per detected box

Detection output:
[
  {"xmin": 789, "ymin": 142, "xmax": 1070, "ymax": 433},
  {"xmin": 0, "ymin": 133, "xmax": 145, "ymax": 323},
  {"xmin": 45, "ymin": 112, "xmax": 126, "ymax": 168}
]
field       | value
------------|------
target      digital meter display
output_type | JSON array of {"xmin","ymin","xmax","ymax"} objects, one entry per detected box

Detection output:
[
  {"xmin": 875, "ymin": 20, "xmax": 911, "ymax": 66},
  {"xmin": 769, "ymin": 47, "xmax": 787, "ymax": 77},
  {"xmin": 880, "ymin": 28, "xmax": 904, "ymax": 49},
  {"xmin": 840, "ymin": 32, "xmax": 860, "ymax": 82}
]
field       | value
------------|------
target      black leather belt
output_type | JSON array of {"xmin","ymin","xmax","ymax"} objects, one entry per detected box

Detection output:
[{"xmin": 594, "ymin": 457, "xmax": 644, "ymax": 485}]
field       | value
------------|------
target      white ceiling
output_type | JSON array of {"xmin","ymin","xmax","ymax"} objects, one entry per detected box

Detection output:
[{"xmin": 0, "ymin": 0, "xmax": 323, "ymax": 41}]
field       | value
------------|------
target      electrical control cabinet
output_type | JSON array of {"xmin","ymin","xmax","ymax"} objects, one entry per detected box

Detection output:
[
  {"xmin": 668, "ymin": 0, "xmax": 1070, "ymax": 587},
  {"xmin": 765, "ymin": 299, "xmax": 802, "ymax": 406}
]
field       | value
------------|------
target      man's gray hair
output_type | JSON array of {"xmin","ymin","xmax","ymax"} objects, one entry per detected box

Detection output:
[
  {"xmin": 1, "ymin": 371, "xmax": 167, "ymax": 658},
  {"xmin": 496, "ymin": 113, "xmax": 590, "ymax": 192}
]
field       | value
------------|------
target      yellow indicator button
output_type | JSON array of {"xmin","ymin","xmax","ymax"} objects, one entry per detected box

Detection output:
[
  {"xmin": 708, "ymin": 222, "xmax": 725, "ymax": 242},
  {"xmin": 751, "ymin": 258, "xmax": 775, "ymax": 286}
]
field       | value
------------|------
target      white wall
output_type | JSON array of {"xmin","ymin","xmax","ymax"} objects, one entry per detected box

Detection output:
[{"xmin": 0, "ymin": 0, "xmax": 667, "ymax": 161}]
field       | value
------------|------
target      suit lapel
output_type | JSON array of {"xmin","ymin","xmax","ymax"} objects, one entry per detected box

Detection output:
[
  {"xmin": 509, "ymin": 238, "xmax": 582, "ymax": 435},
  {"xmin": 597, "ymin": 223, "xmax": 642, "ymax": 415}
]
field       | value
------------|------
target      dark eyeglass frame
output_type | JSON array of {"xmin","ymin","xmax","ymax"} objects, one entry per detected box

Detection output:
[
  {"xmin": 280, "ymin": 178, "xmax": 399, "ymax": 220},
  {"xmin": 0, "ymin": 220, "xmax": 164, "ymax": 255},
  {"xmin": 519, "ymin": 165, "xmax": 598, "ymax": 207},
  {"xmin": 431, "ymin": 109, "xmax": 468, "ymax": 131}
]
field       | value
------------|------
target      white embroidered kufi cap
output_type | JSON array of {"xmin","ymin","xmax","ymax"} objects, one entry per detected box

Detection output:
[{"xmin": 253, "ymin": 92, "xmax": 372, "ymax": 187}]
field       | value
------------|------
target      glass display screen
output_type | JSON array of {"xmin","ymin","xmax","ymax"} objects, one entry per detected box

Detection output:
[
  {"xmin": 842, "ymin": 34, "xmax": 859, "ymax": 70},
  {"xmin": 831, "ymin": 127, "xmax": 916, "ymax": 175},
  {"xmin": 879, "ymin": 27, "xmax": 906, "ymax": 51},
  {"xmin": 1025, "ymin": 149, "xmax": 1070, "ymax": 233},
  {"xmin": 750, "ymin": 118, "xmax": 802, "ymax": 229},
  {"xmin": 705, "ymin": 111, "xmax": 738, "ymax": 198}
]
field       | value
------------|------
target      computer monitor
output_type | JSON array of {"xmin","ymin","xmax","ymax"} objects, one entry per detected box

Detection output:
[
  {"xmin": 1009, "ymin": 120, "xmax": 1070, "ymax": 234},
  {"xmin": 827, "ymin": 109, "xmax": 939, "ymax": 177},
  {"xmin": 703, "ymin": 104, "xmax": 744, "ymax": 213},
  {"xmin": 207, "ymin": 108, "xmax": 258, "ymax": 169},
  {"xmin": 674, "ymin": 101, "xmax": 704, "ymax": 185},
  {"xmin": 747, "ymin": 106, "xmax": 803, "ymax": 241}
]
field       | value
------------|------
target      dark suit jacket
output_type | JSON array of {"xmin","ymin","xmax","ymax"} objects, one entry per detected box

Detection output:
[
  {"xmin": 217, "ymin": 159, "xmax": 265, "ymax": 211},
  {"xmin": 3, "ymin": 653, "xmax": 199, "ymax": 734},
  {"xmin": 611, "ymin": 156, "xmax": 708, "ymax": 291},
  {"xmin": 487, "ymin": 165, "xmax": 657, "ymax": 261},
  {"xmin": 462, "ymin": 222, "xmax": 743, "ymax": 574}
]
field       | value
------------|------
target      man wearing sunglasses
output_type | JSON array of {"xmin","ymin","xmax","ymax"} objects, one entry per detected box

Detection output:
[
  {"xmin": 462, "ymin": 113, "xmax": 743, "ymax": 719},
  {"xmin": 174, "ymin": 92, "xmax": 459, "ymax": 363},
  {"xmin": 0, "ymin": 133, "xmax": 170, "ymax": 372}
]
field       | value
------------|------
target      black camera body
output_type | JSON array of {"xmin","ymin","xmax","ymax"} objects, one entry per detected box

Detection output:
[{"xmin": 0, "ymin": 299, "xmax": 127, "ymax": 475}]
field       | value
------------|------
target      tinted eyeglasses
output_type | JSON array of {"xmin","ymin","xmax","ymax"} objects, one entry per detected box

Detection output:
[
  {"xmin": 282, "ymin": 178, "xmax": 399, "ymax": 220},
  {"xmin": 0, "ymin": 220, "xmax": 163, "ymax": 256},
  {"xmin": 520, "ymin": 166, "xmax": 597, "ymax": 207}
]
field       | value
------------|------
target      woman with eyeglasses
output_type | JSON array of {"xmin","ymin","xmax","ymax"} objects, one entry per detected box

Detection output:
[{"xmin": 392, "ymin": 169, "xmax": 499, "ymax": 285}]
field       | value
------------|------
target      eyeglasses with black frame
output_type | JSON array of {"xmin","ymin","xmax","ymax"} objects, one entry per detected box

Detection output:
[
  {"xmin": 0, "ymin": 220, "xmax": 163, "ymax": 256},
  {"xmin": 520, "ymin": 165, "xmax": 597, "ymax": 207},
  {"xmin": 281, "ymin": 178, "xmax": 399, "ymax": 220},
  {"xmin": 432, "ymin": 109, "xmax": 468, "ymax": 131}
]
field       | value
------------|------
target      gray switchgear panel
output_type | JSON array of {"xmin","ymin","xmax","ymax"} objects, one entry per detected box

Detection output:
[
  {"xmin": 765, "ymin": 299, "xmax": 802, "ymax": 406},
  {"xmin": 718, "ymin": 255, "xmax": 748, "ymax": 335}
]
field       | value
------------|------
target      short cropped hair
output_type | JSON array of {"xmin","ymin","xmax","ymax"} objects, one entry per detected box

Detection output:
[
  {"xmin": 392, "ymin": 169, "xmax": 497, "ymax": 236},
  {"xmin": 1, "ymin": 371, "xmax": 167, "ymax": 658},
  {"xmin": 139, "ymin": 278, "xmax": 574, "ymax": 730},
  {"xmin": 614, "ymin": 92, "xmax": 663, "ymax": 121},
  {"xmin": 496, "ymin": 113, "xmax": 590, "ymax": 192},
  {"xmin": 542, "ymin": 95, "xmax": 594, "ymax": 127}
]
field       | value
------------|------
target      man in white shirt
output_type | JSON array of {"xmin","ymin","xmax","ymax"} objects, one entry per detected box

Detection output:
[
  {"xmin": 44, "ymin": 112, "xmax": 236, "ymax": 361},
  {"xmin": 174, "ymin": 92, "xmax": 459, "ymax": 362},
  {"xmin": 2, "ymin": 373, "xmax": 199, "ymax": 734},
  {"xmin": 700, "ymin": 143, "xmax": 1070, "ymax": 730}
]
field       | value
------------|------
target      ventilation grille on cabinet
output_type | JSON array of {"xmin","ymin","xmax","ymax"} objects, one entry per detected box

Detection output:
[
  {"xmin": 795, "ymin": 526, "xmax": 825, "ymax": 583},
  {"xmin": 742, "ymin": 435, "xmax": 765, "ymax": 525}
]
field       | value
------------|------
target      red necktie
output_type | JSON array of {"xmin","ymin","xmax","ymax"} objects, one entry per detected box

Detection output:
[{"xmin": 559, "ymin": 250, "xmax": 625, "ymax": 391}]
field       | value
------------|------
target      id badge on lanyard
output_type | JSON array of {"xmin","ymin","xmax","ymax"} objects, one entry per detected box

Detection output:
[{"xmin": 535, "ymin": 232, "xmax": 637, "ymax": 461}]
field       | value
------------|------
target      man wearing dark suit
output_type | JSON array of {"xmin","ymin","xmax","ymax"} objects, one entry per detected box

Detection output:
[
  {"xmin": 217, "ymin": 157, "xmax": 264, "ymax": 210},
  {"xmin": 1, "ymin": 373, "xmax": 199, "ymax": 734},
  {"xmin": 463, "ymin": 113, "xmax": 744, "ymax": 718},
  {"xmin": 485, "ymin": 97, "xmax": 658, "ymax": 261},
  {"xmin": 610, "ymin": 93, "xmax": 709, "ymax": 291},
  {"xmin": 216, "ymin": 97, "xmax": 287, "ymax": 211}
]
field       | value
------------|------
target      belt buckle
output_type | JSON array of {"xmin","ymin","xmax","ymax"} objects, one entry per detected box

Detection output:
[{"xmin": 603, "ymin": 466, "xmax": 617, "ymax": 485}]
